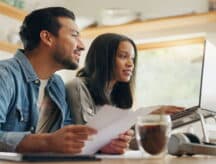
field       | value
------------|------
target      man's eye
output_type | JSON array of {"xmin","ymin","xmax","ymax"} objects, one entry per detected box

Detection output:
[
  {"xmin": 71, "ymin": 33, "xmax": 78, "ymax": 37},
  {"xmin": 71, "ymin": 31, "xmax": 79, "ymax": 37}
]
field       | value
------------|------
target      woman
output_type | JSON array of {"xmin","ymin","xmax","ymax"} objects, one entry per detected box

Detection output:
[
  {"xmin": 66, "ymin": 33, "xmax": 183, "ymax": 153},
  {"xmin": 67, "ymin": 33, "xmax": 137, "ymax": 123}
]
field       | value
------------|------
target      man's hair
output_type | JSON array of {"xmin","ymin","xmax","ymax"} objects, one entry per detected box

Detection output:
[
  {"xmin": 77, "ymin": 33, "xmax": 137, "ymax": 109},
  {"xmin": 19, "ymin": 7, "xmax": 75, "ymax": 51}
]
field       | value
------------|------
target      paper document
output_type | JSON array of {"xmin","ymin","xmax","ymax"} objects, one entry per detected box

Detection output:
[
  {"xmin": 81, "ymin": 105, "xmax": 160, "ymax": 154},
  {"xmin": 96, "ymin": 150, "xmax": 143, "ymax": 159}
]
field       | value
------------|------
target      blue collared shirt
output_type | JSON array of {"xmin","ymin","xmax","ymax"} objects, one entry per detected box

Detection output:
[{"xmin": 0, "ymin": 50, "xmax": 72, "ymax": 151}]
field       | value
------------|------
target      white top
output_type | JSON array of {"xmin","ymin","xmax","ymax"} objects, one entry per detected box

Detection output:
[
  {"xmin": 36, "ymin": 79, "xmax": 48, "ymax": 133},
  {"xmin": 37, "ymin": 79, "xmax": 48, "ymax": 109}
]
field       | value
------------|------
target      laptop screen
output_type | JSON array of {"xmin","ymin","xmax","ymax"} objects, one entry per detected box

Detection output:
[{"xmin": 200, "ymin": 40, "xmax": 216, "ymax": 113}]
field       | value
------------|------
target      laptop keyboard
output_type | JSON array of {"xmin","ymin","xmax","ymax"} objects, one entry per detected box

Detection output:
[
  {"xmin": 171, "ymin": 106, "xmax": 198, "ymax": 120},
  {"xmin": 171, "ymin": 107, "xmax": 213, "ymax": 129}
]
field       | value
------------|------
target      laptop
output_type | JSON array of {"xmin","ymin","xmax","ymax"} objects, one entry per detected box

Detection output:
[
  {"xmin": 172, "ymin": 40, "xmax": 216, "ymax": 129},
  {"xmin": 0, "ymin": 152, "xmax": 100, "ymax": 162}
]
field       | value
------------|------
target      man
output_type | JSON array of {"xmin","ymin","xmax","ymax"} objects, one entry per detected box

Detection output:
[{"xmin": 0, "ymin": 7, "xmax": 132, "ymax": 154}]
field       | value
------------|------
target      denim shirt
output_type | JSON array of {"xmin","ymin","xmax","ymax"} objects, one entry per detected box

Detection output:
[{"xmin": 0, "ymin": 50, "xmax": 72, "ymax": 151}]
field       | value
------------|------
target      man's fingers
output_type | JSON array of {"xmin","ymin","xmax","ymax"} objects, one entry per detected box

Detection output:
[
  {"xmin": 63, "ymin": 131, "xmax": 88, "ymax": 141},
  {"xmin": 66, "ymin": 125, "xmax": 97, "ymax": 134},
  {"xmin": 63, "ymin": 147, "xmax": 82, "ymax": 154},
  {"xmin": 70, "ymin": 141, "xmax": 85, "ymax": 149},
  {"xmin": 72, "ymin": 133, "xmax": 92, "ymax": 141}
]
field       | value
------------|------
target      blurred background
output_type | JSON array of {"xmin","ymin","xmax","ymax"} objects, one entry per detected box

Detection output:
[{"xmin": 0, "ymin": 0, "xmax": 216, "ymax": 140}]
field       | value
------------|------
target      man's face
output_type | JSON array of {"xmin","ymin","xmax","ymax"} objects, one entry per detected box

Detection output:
[{"xmin": 52, "ymin": 17, "xmax": 85, "ymax": 70}]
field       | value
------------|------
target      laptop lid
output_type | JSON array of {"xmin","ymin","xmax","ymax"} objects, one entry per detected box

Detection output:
[
  {"xmin": 171, "ymin": 40, "xmax": 215, "ymax": 128},
  {"xmin": 200, "ymin": 40, "xmax": 216, "ymax": 113}
]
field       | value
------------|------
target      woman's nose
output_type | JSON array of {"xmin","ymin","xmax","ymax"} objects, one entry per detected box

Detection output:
[{"xmin": 126, "ymin": 59, "xmax": 134, "ymax": 68}]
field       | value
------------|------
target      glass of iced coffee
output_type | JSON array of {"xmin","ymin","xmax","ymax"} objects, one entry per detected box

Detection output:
[{"xmin": 135, "ymin": 114, "xmax": 171, "ymax": 159}]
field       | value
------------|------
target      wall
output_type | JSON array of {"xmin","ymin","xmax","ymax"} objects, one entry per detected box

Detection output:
[{"xmin": 65, "ymin": 0, "xmax": 208, "ymax": 19}]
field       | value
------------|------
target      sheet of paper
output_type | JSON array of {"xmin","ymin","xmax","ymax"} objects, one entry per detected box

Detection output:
[
  {"xmin": 81, "ymin": 105, "xmax": 160, "ymax": 155},
  {"xmin": 96, "ymin": 150, "xmax": 143, "ymax": 159}
]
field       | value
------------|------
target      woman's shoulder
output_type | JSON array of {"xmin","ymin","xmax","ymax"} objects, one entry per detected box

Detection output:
[
  {"xmin": 66, "ymin": 77, "xmax": 94, "ymax": 105},
  {"xmin": 67, "ymin": 77, "xmax": 83, "ymax": 86},
  {"xmin": 66, "ymin": 77, "xmax": 89, "ymax": 92}
]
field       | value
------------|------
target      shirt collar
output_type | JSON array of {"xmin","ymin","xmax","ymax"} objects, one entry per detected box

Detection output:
[
  {"xmin": 14, "ymin": 49, "xmax": 39, "ymax": 82},
  {"xmin": 14, "ymin": 49, "xmax": 55, "ymax": 84}
]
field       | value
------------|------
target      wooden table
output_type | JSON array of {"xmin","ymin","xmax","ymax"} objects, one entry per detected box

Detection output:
[{"xmin": 0, "ymin": 155, "xmax": 215, "ymax": 164}]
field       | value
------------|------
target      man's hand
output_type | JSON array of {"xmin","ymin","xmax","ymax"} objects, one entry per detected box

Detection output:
[
  {"xmin": 48, "ymin": 125, "xmax": 97, "ymax": 153},
  {"xmin": 16, "ymin": 125, "xmax": 97, "ymax": 154},
  {"xmin": 151, "ymin": 105, "xmax": 184, "ymax": 115},
  {"xmin": 99, "ymin": 129, "xmax": 134, "ymax": 154}
]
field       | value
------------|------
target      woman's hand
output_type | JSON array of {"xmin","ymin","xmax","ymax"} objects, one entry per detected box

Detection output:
[
  {"xmin": 99, "ymin": 129, "xmax": 134, "ymax": 154},
  {"xmin": 151, "ymin": 105, "xmax": 185, "ymax": 115}
]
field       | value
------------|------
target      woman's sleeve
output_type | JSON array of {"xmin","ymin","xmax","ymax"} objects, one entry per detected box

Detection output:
[{"xmin": 66, "ymin": 78, "xmax": 95, "ymax": 124}]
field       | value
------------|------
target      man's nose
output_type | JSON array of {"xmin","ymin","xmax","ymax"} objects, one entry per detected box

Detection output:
[{"xmin": 77, "ymin": 38, "xmax": 85, "ymax": 51}]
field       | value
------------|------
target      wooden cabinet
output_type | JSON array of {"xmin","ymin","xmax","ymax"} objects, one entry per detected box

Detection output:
[
  {"xmin": 81, "ymin": 11, "xmax": 216, "ymax": 39},
  {"xmin": 0, "ymin": 1, "xmax": 26, "ymax": 53},
  {"xmin": 0, "ymin": 1, "xmax": 26, "ymax": 20}
]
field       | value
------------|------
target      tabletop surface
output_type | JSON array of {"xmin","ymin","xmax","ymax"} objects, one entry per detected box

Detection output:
[
  {"xmin": 0, "ymin": 156, "xmax": 215, "ymax": 164},
  {"xmin": 0, "ymin": 151, "xmax": 215, "ymax": 164}
]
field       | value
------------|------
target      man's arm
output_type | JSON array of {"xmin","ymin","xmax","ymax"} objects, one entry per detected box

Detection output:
[
  {"xmin": 0, "ymin": 68, "xmax": 28, "ymax": 152},
  {"xmin": 16, "ymin": 125, "xmax": 97, "ymax": 153},
  {"xmin": 0, "ymin": 68, "xmax": 97, "ymax": 153}
]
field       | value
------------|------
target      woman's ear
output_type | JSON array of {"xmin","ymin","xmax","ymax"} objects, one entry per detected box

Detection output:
[{"xmin": 40, "ymin": 30, "xmax": 54, "ymax": 47}]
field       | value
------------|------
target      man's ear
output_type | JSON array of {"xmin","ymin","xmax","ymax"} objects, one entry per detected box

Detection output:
[{"xmin": 40, "ymin": 30, "xmax": 54, "ymax": 47}]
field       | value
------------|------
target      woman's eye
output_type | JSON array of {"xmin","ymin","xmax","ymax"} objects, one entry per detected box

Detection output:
[{"xmin": 119, "ymin": 54, "xmax": 127, "ymax": 58}]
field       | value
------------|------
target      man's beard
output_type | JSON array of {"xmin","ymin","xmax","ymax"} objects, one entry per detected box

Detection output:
[{"xmin": 53, "ymin": 51, "xmax": 78, "ymax": 70}]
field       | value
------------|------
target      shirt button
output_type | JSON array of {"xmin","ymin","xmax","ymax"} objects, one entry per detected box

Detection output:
[
  {"xmin": 30, "ymin": 126, "xmax": 35, "ymax": 133},
  {"xmin": 34, "ymin": 80, "xmax": 40, "ymax": 84}
]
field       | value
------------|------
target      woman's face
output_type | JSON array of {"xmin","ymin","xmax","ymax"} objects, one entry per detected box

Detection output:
[{"xmin": 114, "ymin": 40, "xmax": 135, "ymax": 82}]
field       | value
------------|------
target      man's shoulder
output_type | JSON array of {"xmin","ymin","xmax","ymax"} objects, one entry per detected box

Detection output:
[
  {"xmin": 52, "ymin": 74, "xmax": 64, "ymax": 83},
  {"xmin": 0, "ymin": 57, "xmax": 17, "ymax": 67},
  {"xmin": 50, "ymin": 74, "xmax": 65, "ymax": 92},
  {"xmin": 0, "ymin": 58, "xmax": 20, "ymax": 78},
  {"xmin": 0, "ymin": 58, "xmax": 20, "ymax": 91}
]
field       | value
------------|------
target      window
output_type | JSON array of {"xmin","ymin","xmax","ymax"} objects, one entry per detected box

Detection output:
[{"xmin": 135, "ymin": 37, "xmax": 205, "ymax": 108}]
